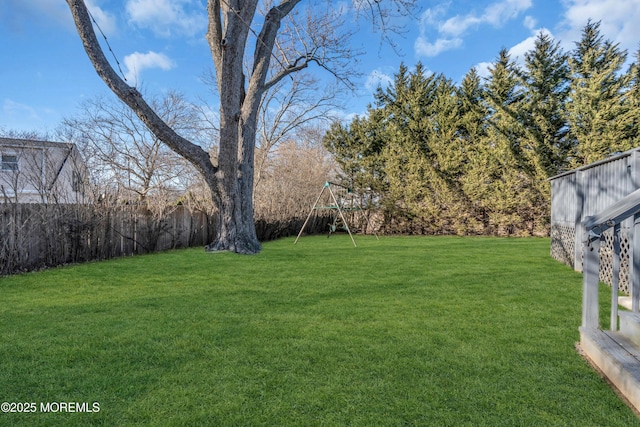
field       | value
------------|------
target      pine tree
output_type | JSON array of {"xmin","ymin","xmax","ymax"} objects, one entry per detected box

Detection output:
[
  {"xmin": 566, "ymin": 20, "xmax": 631, "ymax": 167},
  {"xmin": 520, "ymin": 31, "xmax": 570, "ymax": 177},
  {"xmin": 517, "ymin": 31, "xmax": 571, "ymax": 233},
  {"xmin": 322, "ymin": 112, "xmax": 387, "ymax": 194},
  {"xmin": 458, "ymin": 68, "xmax": 488, "ymax": 147},
  {"xmin": 324, "ymin": 23, "xmax": 640, "ymax": 236},
  {"xmin": 470, "ymin": 48, "xmax": 536, "ymax": 235},
  {"xmin": 627, "ymin": 48, "xmax": 640, "ymax": 145},
  {"xmin": 378, "ymin": 65, "xmax": 472, "ymax": 233},
  {"xmin": 376, "ymin": 63, "xmax": 441, "ymax": 232},
  {"xmin": 457, "ymin": 68, "xmax": 490, "ymax": 232}
]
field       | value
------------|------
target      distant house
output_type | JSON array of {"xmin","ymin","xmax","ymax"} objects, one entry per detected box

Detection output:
[{"xmin": 0, "ymin": 137, "xmax": 88, "ymax": 204}]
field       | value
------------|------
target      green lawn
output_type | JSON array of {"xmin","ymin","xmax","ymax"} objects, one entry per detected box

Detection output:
[{"xmin": 0, "ymin": 235, "xmax": 637, "ymax": 426}]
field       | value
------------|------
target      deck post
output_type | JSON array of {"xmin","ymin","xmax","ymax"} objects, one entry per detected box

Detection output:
[
  {"xmin": 574, "ymin": 170, "xmax": 585, "ymax": 272},
  {"xmin": 610, "ymin": 224, "xmax": 621, "ymax": 331},
  {"xmin": 582, "ymin": 228, "xmax": 601, "ymax": 330},
  {"xmin": 633, "ymin": 213, "xmax": 640, "ymax": 312}
]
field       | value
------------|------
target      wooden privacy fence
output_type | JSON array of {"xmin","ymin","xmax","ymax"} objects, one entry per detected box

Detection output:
[
  {"xmin": 0, "ymin": 203, "xmax": 335, "ymax": 276},
  {"xmin": 0, "ymin": 204, "xmax": 215, "ymax": 275}
]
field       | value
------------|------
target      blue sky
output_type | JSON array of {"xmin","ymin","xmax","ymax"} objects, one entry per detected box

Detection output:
[{"xmin": 1, "ymin": 0, "xmax": 639, "ymax": 134}]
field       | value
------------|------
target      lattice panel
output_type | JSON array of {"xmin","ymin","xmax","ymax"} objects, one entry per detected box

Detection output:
[
  {"xmin": 598, "ymin": 229, "xmax": 631, "ymax": 295},
  {"xmin": 551, "ymin": 224, "xmax": 575, "ymax": 268},
  {"xmin": 620, "ymin": 233, "xmax": 631, "ymax": 294}
]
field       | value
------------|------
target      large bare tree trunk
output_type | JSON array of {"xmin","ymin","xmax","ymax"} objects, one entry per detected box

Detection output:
[{"xmin": 203, "ymin": 0, "xmax": 290, "ymax": 253}]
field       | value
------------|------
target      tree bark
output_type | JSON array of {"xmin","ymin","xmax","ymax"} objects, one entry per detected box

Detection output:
[{"xmin": 203, "ymin": 0, "xmax": 300, "ymax": 254}]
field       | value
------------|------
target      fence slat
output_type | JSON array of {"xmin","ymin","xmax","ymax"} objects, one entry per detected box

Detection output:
[
  {"xmin": 1, "ymin": 203, "xmax": 337, "ymax": 276},
  {"xmin": 0, "ymin": 204, "xmax": 216, "ymax": 275}
]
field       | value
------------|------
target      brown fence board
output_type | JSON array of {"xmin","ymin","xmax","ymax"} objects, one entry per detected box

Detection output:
[
  {"xmin": 0, "ymin": 204, "xmax": 216, "ymax": 275},
  {"xmin": 0, "ymin": 203, "xmax": 335, "ymax": 276}
]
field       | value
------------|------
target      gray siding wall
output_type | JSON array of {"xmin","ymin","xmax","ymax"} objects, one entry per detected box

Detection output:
[
  {"xmin": 550, "ymin": 148, "xmax": 640, "ymax": 292},
  {"xmin": 581, "ymin": 154, "xmax": 636, "ymax": 219},
  {"xmin": 551, "ymin": 150, "xmax": 640, "ymax": 226},
  {"xmin": 551, "ymin": 172, "xmax": 578, "ymax": 226}
]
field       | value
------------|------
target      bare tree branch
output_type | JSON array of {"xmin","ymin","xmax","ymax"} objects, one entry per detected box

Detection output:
[{"xmin": 66, "ymin": 0, "xmax": 216, "ymax": 180}]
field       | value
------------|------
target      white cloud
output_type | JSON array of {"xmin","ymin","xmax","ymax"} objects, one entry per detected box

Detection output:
[
  {"xmin": 523, "ymin": 15, "xmax": 537, "ymax": 31},
  {"xmin": 472, "ymin": 28, "xmax": 554, "ymax": 79},
  {"xmin": 125, "ymin": 0, "xmax": 206, "ymax": 37},
  {"xmin": 414, "ymin": 37, "xmax": 463, "ymax": 57},
  {"xmin": 419, "ymin": 4, "xmax": 450, "ymax": 27},
  {"xmin": 510, "ymin": 28, "xmax": 553, "ymax": 61},
  {"xmin": 86, "ymin": 0, "xmax": 117, "ymax": 36},
  {"xmin": 439, "ymin": 0, "xmax": 532, "ymax": 37},
  {"xmin": 558, "ymin": 0, "xmax": 640, "ymax": 53},
  {"xmin": 123, "ymin": 51, "xmax": 175, "ymax": 84},
  {"xmin": 3, "ymin": 99, "xmax": 40, "ymax": 121},
  {"xmin": 439, "ymin": 14, "xmax": 482, "ymax": 37},
  {"xmin": 415, "ymin": 0, "xmax": 533, "ymax": 58},
  {"xmin": 475, "ymin": 61, "xmax": 493, "ymax": 80},
  {"xmin": 365, "ymin": 69, "xmax": 393, "ymax": 91},
  {"xmin": 481, "ymin": 0, "xmax": 533, "ymax": 27}
]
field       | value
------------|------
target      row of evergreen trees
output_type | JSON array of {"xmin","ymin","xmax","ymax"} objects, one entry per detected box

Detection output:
[{"xmin": 323, "ymin": 21, "xmax": 640, "ymax": 236}]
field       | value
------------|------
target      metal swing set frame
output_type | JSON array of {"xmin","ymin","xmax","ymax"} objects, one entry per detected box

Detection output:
[{"xmin": 294, "ymin": 181, "xmax": 378, "ymax": 247}]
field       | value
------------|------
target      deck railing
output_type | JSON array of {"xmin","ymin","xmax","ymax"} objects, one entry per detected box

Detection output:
[{"xmin": 582, "ymin": 188, "xmax": 640, "ymax": 330}]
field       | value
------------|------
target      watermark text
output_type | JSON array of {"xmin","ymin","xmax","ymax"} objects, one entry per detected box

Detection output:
[{"xmin": 1, "ymin": 401, "xmax": 100, "ymax": 413}]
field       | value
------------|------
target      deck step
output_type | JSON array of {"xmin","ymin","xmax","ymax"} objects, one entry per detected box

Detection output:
[
  {"xmin": 619, "ymin": 311, "xmax": 640, "ymax": 348},
  {"xmin": 580, "ymin": 327, "xmax": 640, "ymax": 413},
  {"xmin": 619, "ymin": 296, "xmax": 633, "ymax": 310}
]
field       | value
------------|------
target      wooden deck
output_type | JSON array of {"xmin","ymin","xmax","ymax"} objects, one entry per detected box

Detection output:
[
  {"xmin": 577, "ymin": 186, "xmax": 640, "ymax": 414},
  {"xmin": 580, "ymin": 313, "xmax": 640, "ymax": 413}
]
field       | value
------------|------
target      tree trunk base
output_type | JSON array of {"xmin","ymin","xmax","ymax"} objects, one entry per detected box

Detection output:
[{"xmin": 205, "ymin": 238, "xmax": 261, "ymax": 255}]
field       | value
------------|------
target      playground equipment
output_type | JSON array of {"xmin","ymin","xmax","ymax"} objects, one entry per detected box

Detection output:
[{"xmin": 294, "ymin": 181, "xmax": 378, "ymax": 247}]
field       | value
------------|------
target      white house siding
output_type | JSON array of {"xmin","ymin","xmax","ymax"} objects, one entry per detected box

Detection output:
[{"xmin": 0, "ymin": 138, "xmax": 87, "ymax": 204}]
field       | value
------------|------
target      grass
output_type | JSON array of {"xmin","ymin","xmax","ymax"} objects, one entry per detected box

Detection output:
[{"xmin": 0, "ymin": 235, "xmax": 638, "ymax": 426}]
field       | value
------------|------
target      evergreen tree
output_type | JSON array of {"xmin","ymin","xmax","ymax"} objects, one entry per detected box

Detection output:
[
  {"xmin": 323, "ymin": 111, "xmax": 387, "ymax": 194},
  {"xmin": 627, "ymin": 48, "xmax": 640, "ymax": 145},
  {"xmin": 566, "ymin": 20, "xmax": 631, "ymax": 166},
  {"xmin": 323, "ymin": 23, "xmax": 640, "ymax": 237},
  {"xmin": 469, "ymin": 48, "xmax": 536, "ymax": 235},
  {"xmin": 520, "ymin": 31, "xmax": 570, "ymax": 176},
  {"xmin": 517, "ymin": 32, "xmax": 571, "ymax": 233},
  {"xmin": 458, "ymin": 68, "xmax": 488, "ymax": 147},
  {"xmin": 425, "ymin": 76, "xmax": 478, "ymax": 233},
  {"xmin": 375, "ymin": 63, "xmax": 442, "ymax": 232},
  {"xmin": 457, "ymin": 68, "xmax": 490, "ymax": 232},
  {"xmin": 377, "ymin": 65, "xmax": 472, "ymax": 233}
]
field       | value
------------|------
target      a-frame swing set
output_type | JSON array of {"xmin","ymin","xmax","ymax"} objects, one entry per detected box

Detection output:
[{"xmin": 294, "ymin": 181, "xmax": 378, "ymax": 247}]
